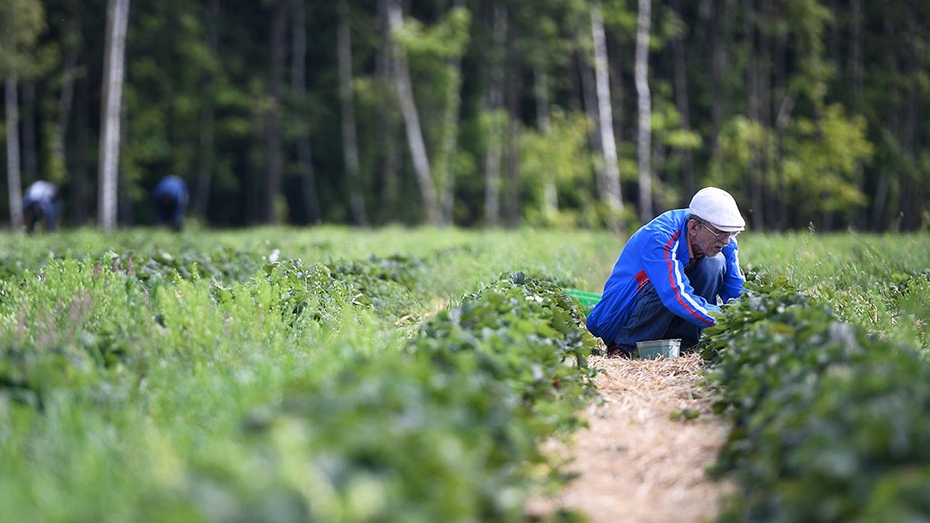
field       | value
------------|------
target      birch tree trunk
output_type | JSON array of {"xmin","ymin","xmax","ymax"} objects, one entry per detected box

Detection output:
[
  {"xmin": 338, "ymin": 0, "xmax": 369, "ymax": 226},
  {"xmin": 97, "ymin": 0, "xmax": 130, "ymax": 230},
  {"xmin": 292, "ymin": 0, "xmax": 320, "ymax": 224},
  {"xmin": 376, "ymin": 0, "xmax": 400, "ymax": 223},
  {"xmin": 21, "ymin": 79, "xmax": 36, "ymax": 180},
  {"xmin": 435, "ymin": 0, "xmax": 466, "ymax": 226},
  {"xmin": 263, "ymin": 0, "xmax": 287, "ymax": 224},
  {"xmin": 387, "ymin": 0, "xmax": 439, "ymax": 225},
  {"xmin": 591, "ymin": 2, "xmax": 623, "ymax": 230},
  {"xmin": 483, "ymin": 4, "xmax": 507, "ymax": 227},
  {"xmin": 503, "ymin": 55, "xmax": 520, "ymax": 228},
  {"xmin": 535, "ymin": 63, "xmax": 558, "ymax": 218},
  {"xmin": 579, "ymin": 50, "xmax": 605, "ymax": 204},
  {"xmin": 634, "ymin": 0, "xmax": 653, "ymax": 222},
  {"xmin": 5, "ymin": 64, "xmax": 23, "ymax": 230}
]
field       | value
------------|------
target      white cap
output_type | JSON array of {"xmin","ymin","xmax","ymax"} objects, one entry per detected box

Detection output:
[{"xmin": 688, "ymin": 187, "xmax": 745, "ymax": 232}]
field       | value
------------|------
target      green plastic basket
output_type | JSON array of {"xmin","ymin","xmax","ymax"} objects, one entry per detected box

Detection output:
[{"xmin": 564, "ymin": 288, "xmax": 602, "ymax": 313}]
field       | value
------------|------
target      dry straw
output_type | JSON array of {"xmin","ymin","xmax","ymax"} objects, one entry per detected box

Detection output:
[{"xmin": 528, "ymin": 352, "xmax": 733, "ymax": 523}]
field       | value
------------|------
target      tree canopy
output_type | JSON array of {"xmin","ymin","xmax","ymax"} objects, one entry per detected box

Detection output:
[{"xmin": 1, "ymin": 0, "xmax": 928, "ymax": 232}]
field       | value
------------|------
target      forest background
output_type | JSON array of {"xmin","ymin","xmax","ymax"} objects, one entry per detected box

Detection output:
[{"xmin": 1, "ymin": 0, "xmax": 927, "ymax": 233}]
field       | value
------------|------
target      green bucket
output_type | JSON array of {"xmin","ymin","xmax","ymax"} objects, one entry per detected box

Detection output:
[{"xmin": 564, "ymin": 288, "xmax": 602, "ymax": 314}]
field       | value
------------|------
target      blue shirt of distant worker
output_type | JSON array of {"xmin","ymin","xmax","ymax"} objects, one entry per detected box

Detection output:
[
  {"xmin": 22, "ymin": 180, "xmax": 58, "ymax": 233},
  {"xmin": 586, "ymin": 187, "xmax": 747, "ymax": 357},
  {"xmin": 152, "ymin": 175, "xmax": 188, "ymax": 231}
]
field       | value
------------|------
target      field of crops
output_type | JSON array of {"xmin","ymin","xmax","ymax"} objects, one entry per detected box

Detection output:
[{"xmin": 1, "ymin": 226, "xmax": 929, "ymax": 522}]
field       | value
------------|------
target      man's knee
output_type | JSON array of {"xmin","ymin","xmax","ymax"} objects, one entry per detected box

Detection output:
[
  {"xmin": 688, "ymin": 254, "xmax": 726, "ymax": 299},
  {"xmin": 700, "ymin": 253, "xmax": 726, "ymax": 273}
]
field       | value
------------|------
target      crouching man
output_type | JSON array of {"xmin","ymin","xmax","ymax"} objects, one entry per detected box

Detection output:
[
  {"xmin": 586, "ymin": 187, "xmax": 748, "ymax": 357},
  {"xmin": 151, "ymin": 175, "xmax": 188, "ymax": 232},
  {"xmin": 23, "ymin": 180, "xmax": 58, "ymax": 233}
]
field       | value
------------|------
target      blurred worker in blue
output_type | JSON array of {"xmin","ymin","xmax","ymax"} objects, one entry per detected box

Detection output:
[
  {"xmin": 586, "ymin": 187, "xmax": 747, "ymax": 357},
  {"xmin": 151, "ymin": 175, "xmax": 188, "ymax": 232},
  {"xmin": 22, "ymin": 180, "xmax": 58, "ymax": 233}
]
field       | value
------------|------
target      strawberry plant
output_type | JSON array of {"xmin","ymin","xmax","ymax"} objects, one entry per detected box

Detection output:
[{"xmin": 700, "ymin": 269, "xmax": 930, "ymax": 522}]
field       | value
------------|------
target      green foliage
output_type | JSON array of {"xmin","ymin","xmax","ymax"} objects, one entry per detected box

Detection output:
[
  {"xmin": 264, "ymin": 254, "xmax": 424, "ymax": 324},
  {"xmin": 783, "ymin": 104, "xmax": 873, "ymax": 212},
  {"xmin": 519, "ymin": 109, "xmax": 594, "ymax": 227},
  {"xmin": 0, "ymin": 0, "xmax": 45, "ymax": 74},
  {"xmin": 0, "ymin": 227, "xmax": 610, "ymax": 522},
  {"xmin": 395, "ymin": 5, "xmax": 471, "ymax": 61},
  {"xmin": 713, "ymin": 104, "xmax": 873, "ymax": 225},
  {"xmin": 699, "ymin": 265, "xmax": 930, "ymax": 522},
  {"xmin": 415, "ymin": 271, "xmax": 599, "ymax": 433},
  {"xmin": 0, "ymin": 259, "xmax": 156, "ymax": 408}
]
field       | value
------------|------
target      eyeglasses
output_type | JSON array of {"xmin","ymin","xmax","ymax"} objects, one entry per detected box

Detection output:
[{"xmin": 698, "ymin": 221, "xmax": 740, "ymax": 241}]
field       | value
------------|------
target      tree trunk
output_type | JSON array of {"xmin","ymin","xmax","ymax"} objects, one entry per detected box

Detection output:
[
  {"xmin": 535, "ymin": 63, "xmax": 558, "ymax": 218},
  {"xmin": 388, "ymin": 0, "xmax": 439, "ymax": 226},
  {"xmin": 671, "ymin": 0, "xmax": 694, "ymax": 202},
  {"xmin": 773, "ymin": 3, "xmax": 790, "ymax": 231},
  {"xmin": 52, "ymin": 36, "xmax": 78, "ymax": 186},
  {"xmin": 901, "ymin": 6, "xmax": 921, "ymax": 231},
  {"xmin": 337, "ymin": 0, "xmax": 368, "ymax": 226},
  {"xmin": 591, "ymin": 2, "xmax": 624, "ymax": 230},
  {"xmin": 21, "ymin": 79, "xmax": 36, "ymax": 181},
  {"xmin": 292, "ymin": 0, "xmax": 320, "ymax": 225},
  {"xmin": 74, "ymin": 62, "xmax": 89, "ymax": 226},
  {"xmin": 483, "ymin": 4, "xmax": 507, "ymax": 228},
  {"xmin": 579, "ymin": 51, "xmax": 605, "ymax": 212},
  {"xmin": 850, "ymin": 0, "xmax": 864, "ymax": 229},
  {"xmin": 871, "ymin": 5, "xmax": 897, "ymax": 230},
  {"xmin": 264, "ymin": 0, "xmax": 287, "ymax": 224},
  {"xmin": 435, "ymin": 0, "xmax": 466, "ymax": 227},
  {"xmin": 376, "ymin": 0, "xmax": 400, "ymax": 224},
  {"xmin": 5, "ymin": 65, "xmax": 23, "ymax": 230},
  {"xmin": 634, "ymin": 0, "xmax": 653, "ymax": 222},
  {"xmin": 97, "ymin": 0, "xmax": 130, "ymax": 231},
  {"xmin": 193, "ymin": 0, "xmax": 220, "ymax": 221},
  {"xmin": 743, "ymin": 0, "xmax": 763, "ymax": 231},
  {"xmin": 759, "ymin": 0, "xmax": 774, "ymax": 231},
  {"xmin": 503, "ymin": 51, "xmax": 520, "ymax": 229},
  {"xmin": 707, "ymin": 0, "xmax": 723, "ymax": 159}
]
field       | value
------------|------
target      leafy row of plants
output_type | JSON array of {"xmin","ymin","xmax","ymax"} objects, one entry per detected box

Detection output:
[
  {"xmin": 0, "ymin": 253, "xmax": 424, "ymax": 410},
  {"xmin": 0, "ymin": 240, "xmax": 267, "ymax": 285},
  {"xmin": 1, "ymin": 242, "xmax": 597, "ymax": 522},
  {"xmin": 698, "ymin": 269, "xmax": 930, "ymax": 522},
  {"xmin": 146, "ymin": 271, "xmax": 597, "ymax": 523}
]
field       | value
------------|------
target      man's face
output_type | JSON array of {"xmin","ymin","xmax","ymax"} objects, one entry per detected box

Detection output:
[{"xmin": 688, "ymin": 219, "xmax": 736, "ymax": 257}]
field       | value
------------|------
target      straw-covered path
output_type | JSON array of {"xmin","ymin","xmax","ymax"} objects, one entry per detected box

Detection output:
[{"xmin": 528, "ymin": 353, "xmax": 734, "ymax": 523}]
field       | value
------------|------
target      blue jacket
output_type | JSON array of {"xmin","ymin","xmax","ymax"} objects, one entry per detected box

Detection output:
[
  {"xmin": 152, "ymin": 175, "xmax": 188, "ymax": 204},
  {"xmin": 152, "ymin": 175, "xmax": 188, "ymax": 226},
  {"xmin": 586, "ymin": 209, "xmax": 745, "ymax": 343}
]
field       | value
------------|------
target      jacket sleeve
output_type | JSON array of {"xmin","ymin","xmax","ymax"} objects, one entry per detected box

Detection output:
[{"xmin": 640, "ymin": 233, "xmax": 718, "ymax": 327}]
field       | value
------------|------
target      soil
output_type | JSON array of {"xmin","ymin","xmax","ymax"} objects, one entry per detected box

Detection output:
[{"xmin": 527, "ymin": 352, "xmax": 734, "ymax": 523}]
